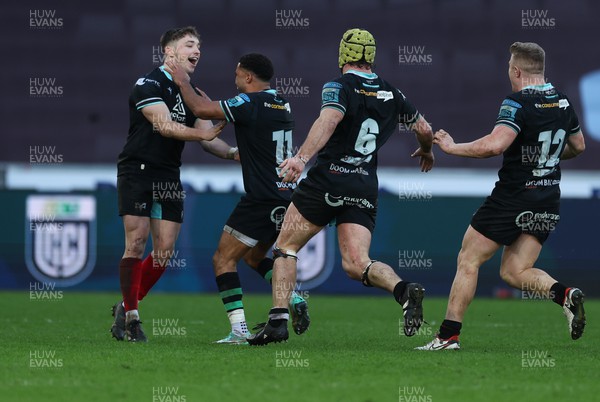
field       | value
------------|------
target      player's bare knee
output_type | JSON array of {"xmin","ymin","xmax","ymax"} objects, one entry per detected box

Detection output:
[
  {"xmin": 154, "ymin": 237, "xmax": 176, "ymax": 253},
  {"xmin": 457, "ymin": 251, "xmax": 482, "ymax": 276},
  {"xmin": 126, "ymin": 236, "xmax": 147, "ymax": 257},
  {"xmin": 212, "ymin": 249, "xmax": 225, "ymax": 269},
  {"xmin": 341, "ymin": 259, "xmax": 364, "ymax": 281},
  {"xmin": 457, "ymin": 248, "xmax": 470, "ymax": 265},
  {"xmin": 212, "ymin": 254, "xmax": 236, "ymax": 275},
  {"xmin": 501, "ymin": 272, "xmax": 518, "ymax": 288},
  {"xmin": 457, "ymin": 261, "xmax": 480, "ymax": 278},
  {"xmin": 342, "ymin": 264, "xmax": 360, "ymax": 280},
  {"xmin": 500, "ymin": 266, "xmax": 519, "ymax": 287}
]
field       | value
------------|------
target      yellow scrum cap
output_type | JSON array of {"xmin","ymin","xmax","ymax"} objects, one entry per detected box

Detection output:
[{"xmin": 338, "ymin": 28, "xmax": 376, "ymax": 68}]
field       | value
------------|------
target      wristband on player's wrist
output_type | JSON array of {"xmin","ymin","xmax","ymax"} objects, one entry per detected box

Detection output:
[
  {"xmin": 295, "ymin": 154, "xmax": 308, "ymax": 164},
  {"xmin": 227, "ymin": 147, "xmax": 238, "ymax": 159}
]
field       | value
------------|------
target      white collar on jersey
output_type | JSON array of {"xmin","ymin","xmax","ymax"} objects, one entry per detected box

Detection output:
[{"xmin": 344, "ymin": 69, "xmax": 378, "ymax": 79}]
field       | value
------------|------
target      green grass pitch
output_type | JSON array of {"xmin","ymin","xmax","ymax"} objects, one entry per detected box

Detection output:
[{"xmin": 2, "ymin": 292, "xmax": 598, "ymax": 402}]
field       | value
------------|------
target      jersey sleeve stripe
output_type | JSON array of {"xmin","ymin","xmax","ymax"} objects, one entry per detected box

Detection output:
[
  {"xmin": 495, "ymin": 120, "xmax": 521, "ymax": 134},
  {"xmin": 219, "ymin": 100, "xmax": 235, "ymax": 123},
  {"xmin": 136, "ymin": 97, "xmax": 164, "ymax": 109},
  {"xmin": 321, "ymin": 103, "xmax": 346, "ymax": 114},
  {"xmin": 569, "ymin": 125, "xmax": 581, "ymax": 134},
  {"xmin": 136, "ymin": 101, "xmax": 165, "ymax": 110}
]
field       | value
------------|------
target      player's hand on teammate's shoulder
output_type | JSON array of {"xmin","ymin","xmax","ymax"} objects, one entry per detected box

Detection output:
[
  {"xmin": 433, "ymin": 129, "xmax": 455, "ymax": 155},
  {"xmin": 164, "ymin": 58, "xmax": 190, "ymax": 86},
  {"xmin": 411, "ymin": 147, "xmax": 434, "ymax": 172}
]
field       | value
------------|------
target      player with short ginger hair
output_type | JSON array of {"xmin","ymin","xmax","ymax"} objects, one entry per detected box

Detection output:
[
  {"xmin": 111, "ymin": 26, "xmax": 235, "ymax": 342},
  {"xmin": 248, "ymin": 28, "xmax": 435, "ymax": 345},
  {"xmin": 418, "ymin": 42, "xmax": 586, "ymax": 351}
]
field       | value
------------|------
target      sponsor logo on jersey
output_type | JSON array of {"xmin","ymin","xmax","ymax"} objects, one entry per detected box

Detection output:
[
  {"xmin": 322, "ymin": 87, "xmax": 340, "ymax": 103},
  {"xmin": 275, "ymin": 181, "xmax": 297, "ymax": 190},
  {"xmin": 558, "ymin": 99, "xmax": 570, "ymax": 109},
  {"xmin": 324, "ymin": 193, "xmax": 343, "ymax": 207},
  {"xmin": 354, "ymin": 88, "xmax": 377, "ymax": 97},
  {"xmin": 534, "ymin": 102, "xmax": 560, "ymax": 109},
  {"xmin": 25, "ymin": 195, "xmax": 96, "ymax": 287},
  {"xmin": 324, "ymin": 193, "xmax": 374, "ymax": 209},
  {"xmin": 170, "ymin": 94, "xmax": 186, "ymax": 123},
  {"xmin": 135, "ymin": 78, "xmax": 160, "ymax": 87},
  {"xmin": 226, "ymin": 94, "xmax": 249, "ymax": 108},
  {"xmin": 328, "ymin": 163, "xmax": 369, "ymax": 175},
  {"xmin": 498, "ymin": 105, "xmax": 518, "ymax": 120},
  {"xmin": 264, "ymin": 102, "xmax": 291, "ymax": 113},
  {"xmin": 377, "ymin": 91, "xmax": 394, "ymax": 102},
  {"xmin": 524, "ymin": 179, "xmax": 560, "ymax": 188},
  {"xmin": 532, "ymin": 97, "xmax": 568, "ymax": 110}
]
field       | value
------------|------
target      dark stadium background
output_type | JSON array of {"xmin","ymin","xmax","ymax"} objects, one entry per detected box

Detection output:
[{"xmin": 5, "ymin": 0, "xmax": 600, "ymax": 168}]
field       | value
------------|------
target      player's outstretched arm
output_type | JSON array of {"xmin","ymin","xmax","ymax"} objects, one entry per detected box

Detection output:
[
  {"xmin": 278, "ymin": 108, "xmax": 343, "ymax": 183},
  {"xmin": 195, "ymin": 118, "xmax": 239, "ymax": 160},
  {"xmin": 164, "ymin": 60, "xmax": 225, "ymax": 120},
  {"xmin": 200, "ymin": 138, "xmax": 239, "ymax": 160},
  {"xmin": 142, "ymin": 103, "xmax": 225, "ymax": 141},
  {"xmin": 408, "ymin": 115, "xmax": 434, "ymax": 172},
  {"xmin": 560, "ymin": 131, "xmax": 585, "ymax": 160},
  {"xmin": 434, "ymin": 125, "xmax": 517, "ymax": 159}
]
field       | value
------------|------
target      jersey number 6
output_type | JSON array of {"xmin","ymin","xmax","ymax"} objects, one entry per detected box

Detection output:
[{"xmin": 344, "ymin": 118, "xmax": 380, "ymax": 166}]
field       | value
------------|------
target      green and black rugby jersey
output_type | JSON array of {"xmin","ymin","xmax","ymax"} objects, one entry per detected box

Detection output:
[
  {"xmin": 118, "ymin": 66, "xmax": 197, "ymax": 179},
  {"xmin": 302, "ymin": 70, "xmax": 420, "ymax": 199},
  {"xmin": 219, "ymin": 89, "xmax": 295, "ymax": 202},
  {"xmin": 491, "ymin": 83, "xmax": 580, "ymax": 206}
]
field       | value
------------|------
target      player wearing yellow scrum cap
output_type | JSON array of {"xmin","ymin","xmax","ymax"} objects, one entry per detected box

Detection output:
[
  {"xmin": 248, "ymin": 28, "xmax": 436, "ymax": 346},
  {"xmin": 338, "ymin": 28, "xmax": 377, "ymax": 68}
]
